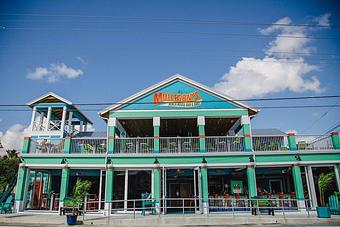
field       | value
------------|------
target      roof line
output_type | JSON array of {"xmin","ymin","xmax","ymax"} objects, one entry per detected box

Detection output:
[{"xmin": 99, "ymin": 74, "xmax": 258, "ymax": 117}]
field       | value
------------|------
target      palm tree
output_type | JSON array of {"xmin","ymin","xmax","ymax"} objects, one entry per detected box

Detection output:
[{"xmin": 318, "ymin": 172, "xmax": 335, "ymax": 206}]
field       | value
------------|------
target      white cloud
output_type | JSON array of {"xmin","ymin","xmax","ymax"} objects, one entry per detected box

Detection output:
[
  {"xmin": 27, "ymin": 63, "xmax": 83, "ymax": 83},
  {"xmin": 314, "ymin": 13, "xmax": 331, "ymax": 27},
  {"xmin": 214, "ymin": 14, "xmax": 329, "ymax": 99},
  {"xmin": 0, "ymin": 124, "xmax": 30, "ymax": 152}
]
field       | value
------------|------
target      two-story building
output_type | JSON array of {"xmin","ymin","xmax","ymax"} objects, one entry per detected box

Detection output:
[{"xmin": 15, "ymin": 74, "xmax": 340, "ymax": 215}]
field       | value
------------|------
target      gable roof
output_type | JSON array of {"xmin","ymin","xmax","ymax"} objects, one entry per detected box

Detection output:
[
  {"xmin": 99, "ymin": 74, "xmax": 258, "ymax": 119},
  {"xmin": 27, "ymin": 92, "xmax": 93, "ymax": 124}
]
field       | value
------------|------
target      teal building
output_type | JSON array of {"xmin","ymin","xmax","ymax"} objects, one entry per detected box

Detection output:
[{"xmin": 15, "ymin": 75, "xmax": 340, "ymax": 214}]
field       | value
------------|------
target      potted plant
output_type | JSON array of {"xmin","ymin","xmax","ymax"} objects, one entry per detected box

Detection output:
[
  {"xmin": 316, "ymin": 172, "xmax": 334, "ymax": 218},
  {"xmin": 64, "ymin": 178, "xmax": 92, "ymax": 225}
]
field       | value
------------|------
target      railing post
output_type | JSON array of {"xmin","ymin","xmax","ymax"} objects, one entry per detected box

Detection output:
[
  {"xmin": 241, "ymin": 116, "xmax": 252, "ymax": 152},
  {"xmin": 153, "ymin": 117, "xmax": 160, "ymax": 153},
  {"xmin": 107, "ymin": 118, "xmax": 116, "ymax": 154},
  {"xmin": 331, "ymin": 132, "xmax": 340, "ymax": 149},
  {"xmin": 63, "ymin": 136, "xmax": 72, "ymax": 154},
  {"xmin": 287, "ymin": 133, "xmax": 297, "ymax": 151},
  {"xmin": 198, "ymin": 116, "xmax": 206, "ymax": 153},
  {"xmin": 22, "ymin": 137, "xmax": 30, "ymax": 154}
]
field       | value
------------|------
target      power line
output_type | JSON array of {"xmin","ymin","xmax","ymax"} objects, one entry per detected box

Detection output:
[
  {"xmin": 1, "ymin": 104, "xmax": 340, "ymax": 112},
  {"xmin": 2, "ymin": 27, "xmax": 338, "ymax": 40},
  {"xmin": 0, "ymin": 13, "xmax": 338, "ymax": 29},
  {"xmin": 1, "ymin": 94, "xmax": 340, "ymax": 107}
]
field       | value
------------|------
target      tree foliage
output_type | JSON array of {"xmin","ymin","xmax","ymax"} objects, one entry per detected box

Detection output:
[
  {"xmin": 318, "ymin": 172, "xmax": 335, "ymax": 206},
  {"xmin": 0, "ymin": 150, "xmax": 19, "ymax": 192}
]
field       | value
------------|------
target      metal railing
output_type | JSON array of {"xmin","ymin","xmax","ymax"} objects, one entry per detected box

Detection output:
[
  {"xmin": 115, "ymin": 137, "xmax": 154, "ymax": 153},
  {"xmin": 31, "ymin": 121, "xmax": 45, "ymax": 131},
  {"xmin": 48, "ymin": 120, "xmax": 62, "ymax": 131},
  {"xmin": 252, "ymin": 135, "xmax": 289, "ymax": 151},
  {"xmin": 71, "ymin": 138, "xmax": 107, "ymax": 154},
  {"xmin": 296, "ymin": 135, "xmax": 334, "ymax": 150},
  {"xmin": 29, "ymin": 138, "xmax": 64, "ymax": 154},
  {"xmin": 206, "ymin": 136, "xmax": 244, "ymax": 152},
  {"xmin": 71, "ymin": 197, "xmax": 311, "ymax": 219},
  {"xmin": 160, "ymin": 137, "xmax": 200, "ymax": 153}
]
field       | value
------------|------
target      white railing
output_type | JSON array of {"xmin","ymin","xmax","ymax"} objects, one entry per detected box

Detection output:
[
  {"xmin": 205, "ymin": 136, "xmax": 244, "ymax": 152},
  {"xmin": 115, "ymin": 137, "xmax": 154, "ymax": 153},
  {"xmin": 160, "ymin": 137, "xmax": 200, "ymax": 153},
  {"xmin": 49, "ymin": 120, "xmax": 62, "ymax": 131},
  {"xmin": 296, "ymin": 135, "xmax": 333, "ymax": 150},
  {"xmin": 71, "ymin": 137, "xmax": 107, "ymax": 154},
  {"xmin": 31, "ymin": 121, "xmax": 45, "ymax": 131},
  {"xmin": 252, "ymin": 135, "xmax": 289, "ymax": 151},
  {"xmin": 29, "ymin": 138, "xmax": 64, "ymax": 154}
]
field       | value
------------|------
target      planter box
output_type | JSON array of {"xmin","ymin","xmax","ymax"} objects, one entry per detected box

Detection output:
[
  {"xmin": 66, "ymin": 215, "xmax": 78, "ymax": 225},
  {"xmin": 316, "ymin": 206, "xmax": 331, "ymax": 218}
]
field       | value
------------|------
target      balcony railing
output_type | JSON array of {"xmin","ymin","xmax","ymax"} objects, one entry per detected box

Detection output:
[
  {"xmin": 252, "ymin": 135, "xmax": 289, "ymax": 151},
  {"xmin": 25, "ymin": 133, "xmax": 338, "ymax": 155},
  {"xmin": 206, "ymin": 136, "xmax": 244, "ymax": 152},
  {"xmin": 70, "ymin": 138, "xmax": 107, "ymax": 154},
  {"xmin": 115, "ymin": 137, "xmax": 154, "ymax": 153},
  {"xmin": 160, "ymin": 137, "xmax": 200, "ymax": 153},
  {"xmin": 29, "ymin": 138, "xmax": 64, "ymax": 154},
  {"xmin": 296, "ymin": 135, "xmax": 333, "ymax": 150}
]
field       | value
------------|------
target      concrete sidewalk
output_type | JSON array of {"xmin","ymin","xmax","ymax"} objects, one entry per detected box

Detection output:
[{"xmin": 1, "ymin": 212, "xmax": 340, "ymax": 226}]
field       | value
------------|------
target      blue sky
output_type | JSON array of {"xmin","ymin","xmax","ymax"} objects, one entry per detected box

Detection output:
[{"xmin": 0, "ymin": 0, "xmax": 340, "ymax": 149}]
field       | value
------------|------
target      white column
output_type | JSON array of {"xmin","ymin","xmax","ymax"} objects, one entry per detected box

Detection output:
[
  {"xmin": 61, "ymin": 106, "xmax": 67, "ymax": 133},
  {"xmin": 84, "ymin": 124, "xmax": 88, "ymax": 132},
  {"xmin": 30, "ymin": 107, "xmax": 37, "ymax": 131},
  {"xmin": 98, "ymin": 170, "xmax": 103, "ymax": 211},
  {"xmin": 39, "ymin": 112, "xmax": 45, "ymax": 131},
  {"xmin": 334, "ymin": 165, "xmax": 340, "ymax": 192},
  {"xmin": 79, "ymin": 121, "xmax": 84, "ymax": 132},
  {"xmin": 68, "ymin": 111, "xmax": 73, "ymax": 133},
  {"xmin": 44, "ymin": 107, "xmax": 52, "ymax": 131},
  {"xmin": 124, "ymin": 169, "xmax": 128, "ymax": 212},
  {"xmin": 306, "ymin": 166, "xmax": 318, "ymax": 208}
]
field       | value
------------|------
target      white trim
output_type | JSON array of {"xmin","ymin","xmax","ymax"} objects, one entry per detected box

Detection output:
[
  {"xmin": 112, "ymin": 108, "xmax": 246, "ymax": 113},
  {"xmin": 27, "ymin": 92, "xmax": 72, "ymax": 107},
  {"xmin": 197, "ymin": 116, "xmax": 205, "ymax": 126},
  {"xmin": 99, "ymin": 74, "xmax": 258, "ymax": 117},
  {"xmin": 153, "ymin": 117, "xmax": 160, "ymax": 127},
  {"xmin": 124, "ymin": 169, "xmax": 128, "ymax": 212}
]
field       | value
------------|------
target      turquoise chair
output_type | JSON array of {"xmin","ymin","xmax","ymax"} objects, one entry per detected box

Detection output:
[
  {"xmin": 0, "ymin": 194, "xmax": 14, "ymax": 214},
  {"xmin": 328, "ymin": 195, "xmax": 340, "ymax": 215},
  {"xmin": 141, "ymin": 193, "xmax": 156, "ymax": 216}
]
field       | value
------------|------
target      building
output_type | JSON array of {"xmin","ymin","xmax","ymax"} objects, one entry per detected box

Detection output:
[{"xmin": 15, "ymin": 74, "xmax": 340, "ymax": 214}]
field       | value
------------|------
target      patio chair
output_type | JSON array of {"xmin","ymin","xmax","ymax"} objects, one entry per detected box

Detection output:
[
  {"xmin": 0, "ymin": 194, "xmax": 14, "ymax": 214},
  {"xmin": 328, "ymin": 195, "xmax": 340, "ymax": 215},
  {"xmin": 141, "ymin": 193, "xmax": 156, "ymax": 216}
]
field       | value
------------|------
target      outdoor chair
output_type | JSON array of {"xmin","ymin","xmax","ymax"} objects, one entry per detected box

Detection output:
[
  {"xmin": 328, "ymin": 195, "xmax": 340, "ymax": 215},
  {"xmin": 141, "ymin": 193, "xmax": 156, "ymax": 216},
  {"xmin": 0, "ymin": 194, "xmax": 14, "ymax": 214}
]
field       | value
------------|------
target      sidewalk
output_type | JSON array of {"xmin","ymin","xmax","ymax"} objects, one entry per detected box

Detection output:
[{"xmin": 1, "ymin": 212, "xmax": 340, "ymax": 226}]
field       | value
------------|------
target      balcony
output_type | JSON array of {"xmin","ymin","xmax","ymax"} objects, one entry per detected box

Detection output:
[{"xmin": 24, "ymin": 133, "xmax": 338, "ymax": 155}]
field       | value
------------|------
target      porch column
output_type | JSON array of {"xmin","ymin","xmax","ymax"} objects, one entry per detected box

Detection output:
[
  {"xmin": 30, "ymin": 106, "xmax": 37, "ymax": 131},
  {"xmin": 241, "ymin": 116, "xmax": 252, "ymax": 152},
  {"xmin": 79, "ymin": 121, "xmax": 84, "ymax": 132},
  {"xmin": 15, "ymin": 166, "xmax": 28, "ymax": 212},
  {"xmin": 61, "ymin": 106, "xmax": 67, "ymax": 133},
  {"xmin": 104, "ymin": 167, "xmax": 114, "ymax": 215},
  {"xmin": 153, "ymin": 117, "xmax": 160, "ymax": 153},
  {"xmin": 292, "ymin": 164, "xmax": 305, "ymax": 209},
  {"xmin": 334, "ymin": 164, "xmax": 340, "ymax": 192},
  {"xmin": 198, "ymin": 116, "xmax": 206, "ymax": 153},
  {"xmin": 306, "ymin": 166, "xmax": 318, "ymax": 208},
  {"xmin": 331, "ymin": 132, "xmax": 340, "ymax": 149},
  {"xmin": 44, "ymin": 106, "xmax": 52, "ymax": 131},
  {"xmin": 22, "ymin": 137, "xmax": 30, "ymax": 154},
  {"xmin": 108, "ymin": 118, "xmax": 116, "ymax": 154},
  {"xmin": 201, "ymin": 162, "xmax": 209, "ymax": 214},
  {"xmin": 59, "ymin": 166, "xmax": 70, "ymax": 209},
  {"xmin": 153, "ymin": 161, "xmax": 161, "ymax": 214},
  {"xmin": 288, "ymin": 133, "xmax": 297, "ymax": 151},
  {"xmin": 63, "ymin": 136, "xmax": 72, "ymax": 154},
  {"xmin": 67, "ymin": 111, "xmax": 73, "ymax": 133},
  {"xmin": 247, "ymin": 165, "xmax": 257, "ymax": 198}
]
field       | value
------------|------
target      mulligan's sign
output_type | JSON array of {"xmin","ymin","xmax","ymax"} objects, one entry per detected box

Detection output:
[{"xmin": 153, "ymin": 91, "xmax": 202, "ymax": 108}]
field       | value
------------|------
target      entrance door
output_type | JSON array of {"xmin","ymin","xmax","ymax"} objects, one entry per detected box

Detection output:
[{"xmin": 269, "ymin": 179, "xmax": 283, "ymax": 194}]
